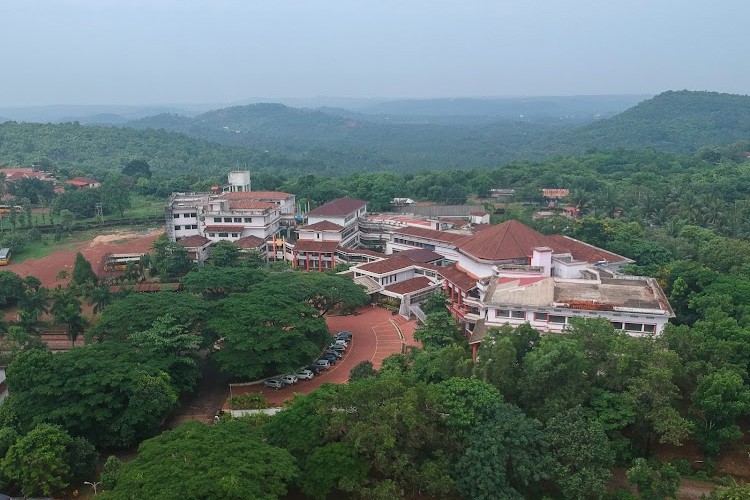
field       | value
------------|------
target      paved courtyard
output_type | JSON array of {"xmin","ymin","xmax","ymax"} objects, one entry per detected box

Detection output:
[{"xmin": 225, "ymin": 306, "xmax": 420, "ymax": 408}]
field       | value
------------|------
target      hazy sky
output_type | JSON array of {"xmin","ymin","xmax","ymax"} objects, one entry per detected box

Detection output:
[{"xmin": 1, "ymin": 0, "xmax": 748, "ymax": 105}]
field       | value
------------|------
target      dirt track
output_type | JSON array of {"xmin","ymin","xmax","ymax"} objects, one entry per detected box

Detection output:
[{"xmin": 4, "ymin": 228, "xmax": 164, "ymax": 287}]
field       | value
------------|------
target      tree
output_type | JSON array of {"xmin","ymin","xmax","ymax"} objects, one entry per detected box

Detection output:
[
  {"xmin": 89, "ymin": 284, "xmax": 113, "ymax": 314},
  {"xmin": 209, "ymin": 240, "xmax": 240, "ymax": 267},
  {"xmin": 298, "ymin": 442, "xmax": 369, "ymax": 500},
  {"xmin": 473, "ymin": 331, "xmax": 519, "ymax": 398},
  {"xmin": 151, "ymin": 234, "xmax": 192, "ymax": 278},
  {"xmin": 106, "ymin": 420, "xmax": 297, "ymax": 499},
  {"xmin": 0, "ymin": 271, "xmax": 26, "ymax": 307},
  {"xmin": 627, "ymin": 458, "xmax": 681, "ymax": 500},
  {"xmin": 100, "ymin": 455, "xmax": 122, "ymax": 490},
  {"xmin": 209, "ymin": 292, "xmax": 330, "ymax": 379},
  {"xmin": 50, "ymin": 287, "xmax": 86, "ymax": 344},
  {"xmin": 414, "ymin": 310, "xmax": 463, "ymax": 349},
  {"xmin": 72, "ymin": 252, "xmax": 97, "ymax": 285},
  {"xmin": 122, "ymin": 159, "xmax": 152, "ymax": 179},
  {"xmin": 5, "ymin": 344, "xmax": 179, "ymax": 448},
  {"xmin": 101, "ymin": 174, "xmax": 131, "ymax": 217},
  {"xmin": 59, "ymin": 208, "xmax": 75, "ymax": 230},
  {"xmin": 17, "ymin": 286, "xmax": 48, "ymax": 328},
  {"xmin": 181, "ymin": 266, "xmax": 267, "ymax": 297},
  {"xmin": 349, "ymin": 360, "xmax": 376, "ymax": 382},
  {"xmin": 1, "ymin": 423, "xmax": 72, "ymax": 497},
  {"xmin": 7, "ymin": 177, "xmax": 55, "ymax": 204},
  {"xmin": 691, "ymin": 369, "xmax": 750, "ymax": 456},
  {"xmin": 66, "ymin": 436, "xmax": 98, "ymax": 486},
  {"xmin": 545, "ymin": 407, "xmax": 615, "ymax": 499},
  {"xmin": 454, "ymin": 402, "xmax": 551, "ymax": 499}
]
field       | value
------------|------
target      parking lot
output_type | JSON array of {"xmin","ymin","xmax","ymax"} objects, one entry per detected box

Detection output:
[{"xmin": 225, "ymin": 306, "xmax": 418, "ymax": 407}]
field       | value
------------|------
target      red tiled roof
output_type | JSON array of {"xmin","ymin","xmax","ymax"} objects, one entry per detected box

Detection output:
[
  {"xmin": 3, "ymin": 171, "xmax": 50, "ymax": 181},
  {"xmin": 470, "ymin": 211, "xmax": 488, "ymax": 216},
  {"xmin": 177, "ymin": 235, "xmax": 212, "ymax": 248},
  {"xmin": 356, "ymin": 255, "xmax": 415, "ymax": 275},
  {"xmin": 66, "ymin": 176, "xmax": 99, "ymax": 185},
  {"xmin": 308, "ymin": 197, "xmax": 367, "ymax": 217},
  {"xmin": 437, "ymin": 264, "xmax": 478, "ymax": 291},
  {"xmin": 392, "ymin": 226, "xmax": 469, "ymax": 244},
  {"xmin": 235, "ymin": 235, "xmax": 266, "ymax": 249},
  {"xmin": 384, "ymin": 276, "xmax": 436, "ymax": 295},
  {"xmin": 221, "ymin": 191, "xmax": 292, "ymax": 200},
  {"xmin": 396, "ymin": 248, "xmax": 443, "ymax": 263},
  {"xmin": 457, "ymin": 220, "xmax": 549, "ymax": 261},
  {"xmin": 545, "ymin": 235, "xmax": 633, "ymax": 264},
  {"xmin": 204, "ymin": 225, "xmax": 245, "ymax": 233},
  {"xmin": 294, "ymin": 240, "xmax": 340, "ymax": 253},
  {"xmin": 228, "ymin": 200, "xmax": 276, "ymax": 210},
  {"xmin": 301, "ymin": 220, "xmax": 344, "ymax": 231}
]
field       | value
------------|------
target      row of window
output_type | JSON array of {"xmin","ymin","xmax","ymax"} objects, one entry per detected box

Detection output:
[
  {"xmin": 213, "ymin": 217, "xmax": 253, "ymax": 223},
  {"xmin": 381, "ymin": 274, "xmax": 397, "ymax": 285},
  {"xmin": 493, "ymin": 309, "xmax": 657, "ymax": 333},
  {"xmin": 173, "ymin": 213, "xmax": 197, "ymax": 218},
  {"xmin": 611, "ymin": 322, "xmax": 656, "ymax": 334},
  {"xmin": 207, "ymin": 232, "xmax": 240, "ymax": 238},
  {"xmin": 393, "ymin": 237, "xmax": 436, "ymax": 250},
  {"xmin": 174, "ymin": 225, "xmax": 198, "ymax": 231}
]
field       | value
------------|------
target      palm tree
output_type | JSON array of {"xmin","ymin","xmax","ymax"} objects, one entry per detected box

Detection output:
[
  {"xmin": 89, "ymin": 285, "xmax": 112, "ymax": 315},
  {"xmin": 18, "ymin": 287, "xmax": 49, "ymax": 328},
  {"xmin": 51, "ymin": 288, "xmax": 86, "ymax": 346}
]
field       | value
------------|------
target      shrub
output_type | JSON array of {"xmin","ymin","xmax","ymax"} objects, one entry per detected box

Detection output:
[{"xmin": 229, "ymin": 392, "xmax": 269, "ymax": 410}]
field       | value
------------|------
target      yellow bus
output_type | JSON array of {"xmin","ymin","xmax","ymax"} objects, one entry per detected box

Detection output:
[
  {"xmin": 0, "ymin": 248, "xmax": 11, "ymax": 265},
  {"xmin": 0, "ymin": 205, "xmax": 23, "ymax": 215}
]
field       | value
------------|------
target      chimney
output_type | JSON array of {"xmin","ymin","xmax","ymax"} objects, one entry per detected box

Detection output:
[{"xmin": 531, "ymin": 247, "xmax": 553, "ymax": 277}]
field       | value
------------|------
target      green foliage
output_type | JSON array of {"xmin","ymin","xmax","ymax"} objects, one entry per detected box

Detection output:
[
  {"xmin": 349, "ymin": 360, "xmax": 376, "ymax": 382},
  {"xmin": 106, "ymin": 420, "xmax": 297, "ymax": 499},
  {"xmin": 229, "ymin": 392, "xmax": 269, "ymax": 410},
  {"xmin": 0, "ymin": 271, "xmax": 25, "ymax": 307},
  {"xmin": 627, "ymin": 458, "xmax": 681, "ymax": 500},
  {"xmin": 66, "ymin": 436, "xmax": 99, "ymax": 485},
  {"xmin": 72, "ymin": 252, "xmax": 97, "ymax": 285},
  {"xmin": 181, "ymin": 265, "xmax": 267, "ymax": 297},
  {"xmin": 209, "ymin": 292, "xmax": 330, "ymax": 379},
  {"xmin": 5, "ymin": 344, "xmax": 179, "ymax": 448},
  {"xmin": 1, "ymin": 423, "xmax": 72, "ymax": 497},
  {"xmin": 7, "ymin": 177, "xmax": 55, "ymax": 205},
  {"xmin": 90, "ymin": 291, "xmax": 208, "ymax": 341},
  {"xmin": 299, "ymin": 442, "xmax": 369, "ymax": 500},
  {"xmin": 122, "ymin": 159, "xmax": 152, "ymax": 178},
  {"xmin": 545, "ymin": 407, "xmax": 615, "ymax": 499},
  {"xmin": 209, "ymin": 240, "xmax": 240, "ymax": 267},
  {"xmin": 151, "ymin": 234, "xmax": 192, "ymax": 278},
  {"xmin": 100, "ymin": 455, "xmax": 122, "ymax": 490},
  {"xmin": 414, "ymin": 309, "xmax": 463, "ymax": 349},
  {"xmin": 691, "ymin": 369, "xmax": 750, "ymax": 456}
]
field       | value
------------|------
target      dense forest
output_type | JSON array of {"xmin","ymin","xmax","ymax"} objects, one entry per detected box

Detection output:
[{"xmin": 2, "ymin": 90, "xmax": 750, "ymax": 175}]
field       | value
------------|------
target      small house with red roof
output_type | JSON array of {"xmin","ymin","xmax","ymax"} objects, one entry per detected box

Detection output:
[{"xmin": 65, "ymin": 176, "xmax": 101, "ymax": 189}]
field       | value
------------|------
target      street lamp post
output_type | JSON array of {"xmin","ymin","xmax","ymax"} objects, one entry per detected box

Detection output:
[{"xmin": 84, "ymin": 480, "xmax": 101, "ymax": 496}]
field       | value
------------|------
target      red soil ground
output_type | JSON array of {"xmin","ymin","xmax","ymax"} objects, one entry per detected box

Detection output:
[
  {"xmin": 4, "ymin": 228, "xmax": 164, "ymax": 288},
  {"xmin": 225, "ymin": 306, "xmax": 420, "ymax": 408}
]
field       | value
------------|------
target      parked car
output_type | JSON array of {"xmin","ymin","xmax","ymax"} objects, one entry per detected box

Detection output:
[
  {"xmin": 329, "ymin": 343, "xmax": 346, "ymax": 352},
  {"xmin": 296, "ymin": 369, "xmax": 315, "ymax": 380},
  {"xmin": 322, "ymin": 353, "xmax": 338, "ymax": 364},
  {"xmin": 280, "ymin": 374, "xmax": 299, "ymax": 385},
  {"xmin": 307, "ymin": 365, "xmax": 325, "ymax": 374},
  {"xmin": 335, "ymin": 331, "xmax": 352, "ymax": 340},
  {"xmin": 333, "ymin": 339, "xmax": 349, "ymax": 348},
  {"xmin": 315, "ymin": 359, "xmax": 331, "ymax": 369},
  {"xmin": 325, "ymin": 349, "xmax": 343, "ymax": 359},
  {"xmin": 264, "ymin": 378, "xmax": 285, "ymax": 390}
]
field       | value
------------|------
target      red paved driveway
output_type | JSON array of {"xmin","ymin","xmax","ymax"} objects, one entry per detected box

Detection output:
[{"xmin": 226, "ymin": 306, "xmax": 419, "ymax": 407}]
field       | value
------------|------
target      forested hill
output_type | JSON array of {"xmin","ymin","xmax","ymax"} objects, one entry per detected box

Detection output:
[{"xmin": 564, "ymin": 90, "xmax": 750, "ymax": 152}]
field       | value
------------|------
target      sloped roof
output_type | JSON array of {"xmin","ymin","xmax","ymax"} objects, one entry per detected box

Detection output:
[
  {"xmin": 396, "ymin": 248, "xmax": 443, "ymax": 263},
  {"xmin": 437, "ymin": 264, "xmax": 478, "ymax": 291},
  {"xmin": 235, "ymin": 235, "xmax": 266, "ymax": 249},
  {"xmin": 301, "ymin": 220, "xmax": 344, "ymax": 231},
  {"xmin": 308, "ymin": 197, "xmax": 367, "ymax": 217},
  {"xmin": 384, "ymin": 276, "xmax": 436, "ymax": 295},
  {"xmin": 457, "ymin": 220, "xmax": 549, "ymax": 261},
  {"xmin": 545, "ymin": 235, "xmax": 633, "ymax": 264},
  {"xmin": 177, "ymin": 235, "xmax": 212, "ymax": 248},
  {"xmin": 356, "ymin": 255, "xmax": 415, "ymax": 275},
  {"xmin": 392, "ymin": 226, "xmax": 469, "ymax": 244},
  {"xmin": 294, "ymin": 240, "xmax": 340, "ymax": 253},
  {"xmin": 228, "ymin": 200, "xmax": 276, "ymax": 211},
  {"xmin": 66, "ymin": 176, "xmax": 99, "ymax": 185},
  {"xmin": 221, "ymin": 190, "xmax": 293, "ymax": 200}
]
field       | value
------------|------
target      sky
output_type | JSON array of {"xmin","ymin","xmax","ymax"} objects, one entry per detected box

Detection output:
[{"xmin": 0, "ymin": 0, "xmax": 748, "ymax": 105}]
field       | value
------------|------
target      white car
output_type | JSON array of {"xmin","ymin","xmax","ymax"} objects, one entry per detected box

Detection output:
[
  {"xmin": 280, "ymin": 374, "xmax": 299, "ymax": 385},
  {"xmin": 333, "ymin": 339, "xmax": 348, "ymax": 348},
  {"xmin": 296, "ymin": 369, "xmax": 315, "ymax": 380},
  {"xmin": 315, "ymin": 359, "xmax": 331, "ymax": 369}
]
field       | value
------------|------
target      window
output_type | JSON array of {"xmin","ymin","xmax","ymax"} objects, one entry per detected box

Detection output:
[
  {"xmin": 174, "ymin": 225, "xmax": 182, "ymax": 230},
  {"xmin": 234, "ymin": 217, "xmax": 242, "ymax": 223},
  {"xmin": 643, "ymin": 324, "xmax": 656, "ymax": 334},
  {"xmin": 218, "ymin": 232, "xmax": 229, "ymax": 238},
  {"xmin": 244, "ymin": 217, "xmax": 252, "ymax": 223},
  {"xmin": 624, "ymin": 323, "xmax": 643, "ymax": 332},
  {"xmin": 510, "ymin": 310, "xmax": 525, "ymax": 319},
  {"xmin": 213, "ymin": 217, "xmax": 221, "ymax": 223},
  {"xmin": 224, "ymin": 217, "xmax": 232, "ymax": 222},
  {"xmin": 190, "ymin": 213, "xmax": 197, "ymax": 218},
  {"xmin": 549, "ymin": 315, "xmax": 566, "ymax": 324},
  {"xmin": 208, "ymin": 233, "xmax": 215, "ymax": 237},
  {"xmin": 190, "ymin": 224, "xmax": 198, "ymax": 230},
  {"xmin": 534, "ymin": 312, "xmax": 548, "ymax": 321},
  {"xmin": 173, "ymin": 213, "xmax": 180, "ymax": 218},
  {"xmin": 496, "ymin": 309, "xmax": 510, "ymax": 318},
  {"xmin": 231, "ymin": 233, "xmax": 239, "ymax": 238},
  {"xmin": 611, "ymin": 321, "xmax": 623, "ymax": 330}
]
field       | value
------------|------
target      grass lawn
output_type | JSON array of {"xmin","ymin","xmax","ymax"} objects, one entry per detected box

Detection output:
[{"xmin": 10, "ymin": 230, "xmax": 99, "ymax": 263}]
